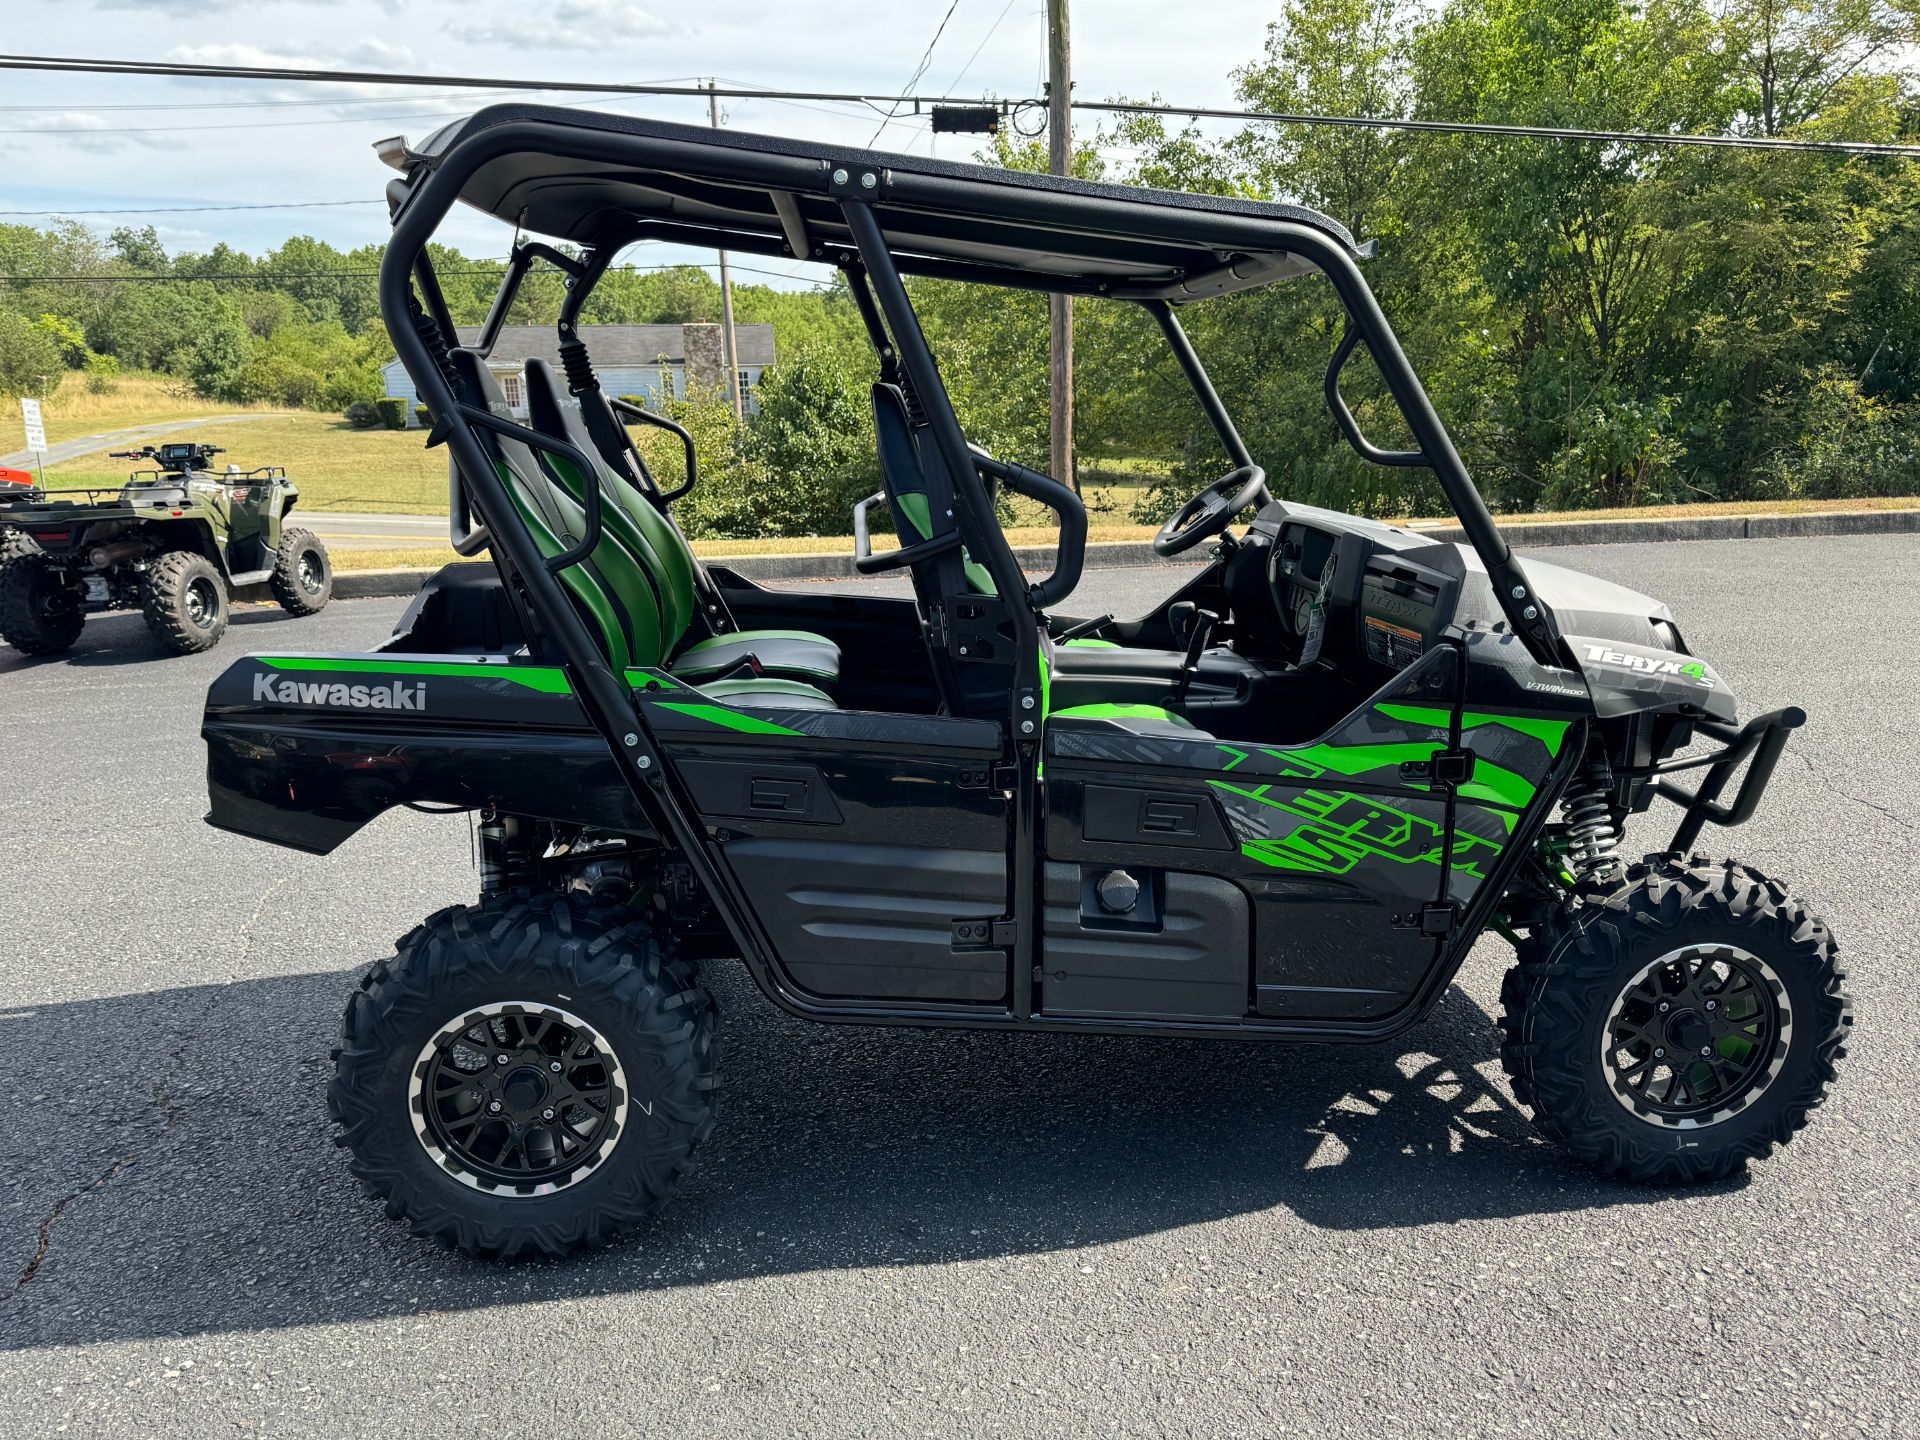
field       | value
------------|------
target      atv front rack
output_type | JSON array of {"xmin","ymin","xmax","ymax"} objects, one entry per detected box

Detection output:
[{"xmin": 1650, "ymin": 705, "xmax": 1806, "ymax": 851}]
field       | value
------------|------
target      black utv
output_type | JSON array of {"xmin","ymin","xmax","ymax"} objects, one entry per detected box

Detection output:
[{"xmin": 199, "ymin": 107, "xmax": 1849, "ymax": 1259}]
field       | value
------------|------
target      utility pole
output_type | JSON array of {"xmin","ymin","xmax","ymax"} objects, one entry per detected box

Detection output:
[
  {"xmin": 708, "ymin": 81, "xmax": 745, "ymax": 422},
  {"xmin": 1046, "ymin": 0, "xmax": 1074, "ymax": 489}
]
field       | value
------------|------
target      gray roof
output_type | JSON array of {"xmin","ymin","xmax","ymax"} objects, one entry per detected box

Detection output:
[{"xmin": 447, "ymin": 323, "xmax": 775, "ymax": 369}]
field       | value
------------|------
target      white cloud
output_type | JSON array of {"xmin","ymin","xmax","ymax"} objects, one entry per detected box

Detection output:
[
  {"xmin": 14, "ymin": 112, "xmax": 182, "ymax": 155},
  {"xmin": 166, "ymin": 41, "xmax": 418, "ymax": 72},
  {"xmin": 98, "ymin": 0, "xmax": 400, "ymax": 13},
  {"xmin": 449, "ymin": 1, "xmax": 679, "ymax": 51}
]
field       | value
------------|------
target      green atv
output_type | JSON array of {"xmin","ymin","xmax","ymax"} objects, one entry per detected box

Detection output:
[{"xmin": 0, "ymin": 441, "xmax": 332, "ymax": 656}]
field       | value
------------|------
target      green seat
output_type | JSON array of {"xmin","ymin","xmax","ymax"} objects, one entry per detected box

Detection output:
[
  {"xmin": 452, "ymin": 352, "xmax": 840, "ymax": 692},
  {"xmin": 449, "ymin": 354, "xmax": 841, "ymax": 713}
]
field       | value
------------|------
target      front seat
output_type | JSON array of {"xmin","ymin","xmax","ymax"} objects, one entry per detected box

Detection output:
[{"xmin": 866, "ymin": 384, "xmax": 1261, "ymax": 710}]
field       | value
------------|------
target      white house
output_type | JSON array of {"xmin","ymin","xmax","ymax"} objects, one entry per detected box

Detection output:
[{"xmin": 380, "ymin": 322, "xmax": 776, "ymax": 425}]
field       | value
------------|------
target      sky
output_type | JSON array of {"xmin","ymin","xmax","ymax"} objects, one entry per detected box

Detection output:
[{"xmin": 1, "ymin": 0, "xmax": 1281, "ymax": 284}]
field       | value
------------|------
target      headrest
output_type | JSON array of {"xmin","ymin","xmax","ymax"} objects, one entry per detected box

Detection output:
[{"xmin": 872, "ymin": 382, "xmax": 926, "ymax": 501}]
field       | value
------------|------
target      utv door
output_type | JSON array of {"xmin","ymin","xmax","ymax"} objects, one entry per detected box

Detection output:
[
  {"xmin": 1039, "ymin": 646, "xmax": 1486, "ymax": 1024},
  {"xmin": 640, "ymin": 688, "xmax": 1015, "ymax": 1007}
]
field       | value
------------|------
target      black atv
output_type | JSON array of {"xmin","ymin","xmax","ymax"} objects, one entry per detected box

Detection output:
[
  {"xmin": 199, "ymin": 108, "xmax": 1849, "ymax": 1259},
  {"xmin": 0, "ymin": 441, "xmax": 332, "ymax": 656}
]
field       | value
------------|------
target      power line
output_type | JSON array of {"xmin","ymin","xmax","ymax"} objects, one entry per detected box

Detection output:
[
  {"xmin": 1078, "ymin": 97, "xmax": 1920, "ymax": 159},
  {"xmin": 870, "ymin": 1, "xmax": 965, "ymax": 145},
  {"xmin": 0, "ymin": 80, "xmax": 710, "ymax": 113},
  {"xmin": 944, "ymin": 0, "xmax": 1021, "ymax": 96},
  {"xmin": 0, "ymin": 261, "xmax": 831, "ymax": 286},
  {"xmin": 0, "ymin": 53, "xmax": 1912, "ymax": 159},
  {"xmin": 0, "ymin": 199, "xmax": 383, "ymax": 217},
  {"xmin": 0, "ymin": 53, "xmax": 1000, "ymax": 111}
]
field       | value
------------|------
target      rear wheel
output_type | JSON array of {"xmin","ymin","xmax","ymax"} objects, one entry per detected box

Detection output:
[
  {"xmin": 1499, "ymin": 854, "xmax": 1850, "ymax": 1183},
  {"xmin": 0, "ymin": 551, "xmax": 83, "ymax": 655},
  {"xmin": 0, "ymin": 526, "xmax": 38, "ymax": 564},
  {"xmin": 270, "ymin": 526, "xmax": 331, "ymax": 615},
  {"xmin": 329, "ymin": 892, "xmax": 718, "ymax": 1259},
  {"xmin": 141, "ymin": 549, "xmax": 228, "ymax": 653}
]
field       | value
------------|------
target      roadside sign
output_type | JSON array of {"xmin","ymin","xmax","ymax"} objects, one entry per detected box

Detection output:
[{"xmin": 20, "ymin": 397, "xmax": 46, "ymax": 454}]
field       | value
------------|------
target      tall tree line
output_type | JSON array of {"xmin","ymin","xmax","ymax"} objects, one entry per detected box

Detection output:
[{"xmin": 2, "ymin": 0, "xmax": 1914, "ymax": 531}]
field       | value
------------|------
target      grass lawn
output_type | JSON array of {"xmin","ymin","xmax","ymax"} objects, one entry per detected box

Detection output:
[
  {"xmin": 326, "ymin": 494, "xmax": 1920, "ymax": 573},
  {"xmin": 13, "ymin": 379, "xmax": 1915, "ymax": 569},
  {"xmin": 0, "ymin": 374, "xmax": 276, "ymax": 440}
]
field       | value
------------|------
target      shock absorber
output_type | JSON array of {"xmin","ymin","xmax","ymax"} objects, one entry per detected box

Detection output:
[
  {"xmin": 1560, "ymin": 755, "xmax": 1624, "ymax": 885},
  {"xmin": 475, "ymin": 812, "xmax": 532, "ymax": 899}
]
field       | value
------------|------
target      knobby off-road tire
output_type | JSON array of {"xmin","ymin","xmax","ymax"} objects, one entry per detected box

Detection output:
[
  {"xmin": 329, "ymin": 893, "xmax": 719, "ymax": 1260},
  {"xmin": 1499, "ymin": 854, "xmax": 1850, "ymax": 1183},
  {"xmin": 269, "ymin": 525, "xmax": 332, "ymax": 615},
  {"xmin": 0, "ymin": 526, "xmax": 38, "ymax": 564},
  {"xmin": 0, "ymin": 550, "xmax": 83, "ymax": 655},
  {"xmin": 142, "ymin": 549, "xmax": 228, "ymax": 654}
]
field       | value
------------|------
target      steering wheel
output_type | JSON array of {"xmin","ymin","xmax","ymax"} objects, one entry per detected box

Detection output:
[{"xmin": 1152, "ymin": 465, "xmax": 1268, "ymax": 557}]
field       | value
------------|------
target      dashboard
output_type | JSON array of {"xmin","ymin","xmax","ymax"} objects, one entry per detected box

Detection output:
[{"xmin": 1262, "ymin": 508, "xmax": 1461, "ymax": 675}]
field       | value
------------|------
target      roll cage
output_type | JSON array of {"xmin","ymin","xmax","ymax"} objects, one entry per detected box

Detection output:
[{"xmin": 376, "ymin": 104, "xmax": 1573, "ymax": 1021}]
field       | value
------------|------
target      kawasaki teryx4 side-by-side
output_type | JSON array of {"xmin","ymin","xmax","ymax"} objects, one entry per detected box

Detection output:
[
  {"xmin": 198, "ymin": 107, "xmax": 1849, "ymax": 1259},
  {"xmin": 0, "ymin": 441, "xmax": 333, "ymax": 656}
]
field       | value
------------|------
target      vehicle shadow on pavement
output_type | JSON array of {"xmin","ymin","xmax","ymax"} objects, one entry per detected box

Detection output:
[
  {"xmin": 0, "ymin": 960, "xmax": 1712, "ymax": 1349},
  {"xmin": 0, "ymin": 606, "xmax": 318, "ymax": 674}
]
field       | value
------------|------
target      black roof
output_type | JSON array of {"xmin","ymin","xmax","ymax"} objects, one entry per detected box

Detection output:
[{"xmin": 392, "ymin": 104, "xmax": 1366, "ymax": 302}]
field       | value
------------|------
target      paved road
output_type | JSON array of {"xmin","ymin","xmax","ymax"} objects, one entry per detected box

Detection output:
[
  {"xmin": 302, "ymin": 511, "xmax": 450, "ymax": 550},
  {"xmin": 0, "ymin": 414, "xmax": 284, "ymax": 470},
  {"xmin": 0, "ymin": 535, "xmax": 1915, "ymax": 1438}
]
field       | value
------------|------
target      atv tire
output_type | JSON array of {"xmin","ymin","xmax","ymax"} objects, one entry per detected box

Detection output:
[
  {"xmin": 329, "ymin": 892, "xmax": 719, "ymax": 1260},
  {"xmin": 0, "ymin": 526, "xmax": 38, "ymax": 564},
  {"xmin": 142, "ymin": 549, "xmax": 228, "ymax": 654},
  {"xmin": 0, "ymin": 550, "xmax": 83, "ymax": 655},
  {"xmin": 269, "ymin": 525, "xmax": 331, "ymax": 615},
  {"xmin": 1499, "ymin": 854, "xmax": 1850, "ymax": 1184}
]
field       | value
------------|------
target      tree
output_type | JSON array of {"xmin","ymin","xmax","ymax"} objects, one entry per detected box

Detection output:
[
  {"xmin": 0, "ymin": 310, "xmax": 63, "ymax": 398},
  {"xmin": 744, "ymin": 337, "xmax": 878, "ymax": 534}
]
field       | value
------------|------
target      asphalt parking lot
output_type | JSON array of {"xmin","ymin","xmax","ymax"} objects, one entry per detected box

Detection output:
[{"xmin": 1, "ymin": 534, "xmax": 1915, "ymax": 1438}]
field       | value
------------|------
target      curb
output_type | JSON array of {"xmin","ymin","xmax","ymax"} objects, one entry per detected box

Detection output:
[{"xmin": 329, "ymin": 506, "xmax": 1920, "ymax": 602}]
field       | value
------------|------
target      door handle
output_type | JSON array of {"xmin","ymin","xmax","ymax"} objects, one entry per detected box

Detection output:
[
  {"xmin": 749, "ymin": 777, "xmax": 808, "ymax": 812},
  {"xmin": 1141, "ymin": 799, "xmax": 1199, "ymax": 835}
]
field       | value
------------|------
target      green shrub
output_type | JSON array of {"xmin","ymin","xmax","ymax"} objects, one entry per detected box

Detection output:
[
  {"xmin": 376, "ymin": 397, "xmax": 408, "ymax": 430},
  {"xmin": 82, "ymin": 352, "xmax": 120, "ymax": 395},
  {"xmin": 415, "ymin": 404, "xmax": 432, "ymax": 427},
  {"xmin": 344, "ymin": 400, "xmax": 381, "ymax": 429}
]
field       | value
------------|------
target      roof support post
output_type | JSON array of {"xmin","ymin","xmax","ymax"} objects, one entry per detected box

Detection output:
[
  {"xmin": 1306, "ymin": 243, "xmax": 1568, "ymax": 668},
  {"xmin": 840, "ymin": 190, "xmax": 1042, "ymax": 1024},
  {"xmin": 1143, "ymin": 299, "xmax": 1253, "ymax": 471}
]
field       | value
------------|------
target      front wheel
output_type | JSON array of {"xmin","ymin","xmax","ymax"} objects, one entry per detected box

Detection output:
[
  {"xmin": 1499, "ymin": 854, "xmax": 1850, "ymax": 1183},
  {"xmin": 142, "ymin": 549, "xmax": 228, "ymax": 653},
  {"xmin": 270, "ymin": 526, "xmax": 331, "ymax": 615},
  {"xmin": 329, "ymin": 893, "xmax": 719, "ymax": 1259}
]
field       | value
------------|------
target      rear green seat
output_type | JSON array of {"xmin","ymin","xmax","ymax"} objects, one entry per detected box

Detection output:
[
  {"xmin": 520, "ymin": 359, "xmax": 842, "ymax": 689},
  {"xmin": 448, "ymin": 351, "xmax": 835, "ymax": 714}
]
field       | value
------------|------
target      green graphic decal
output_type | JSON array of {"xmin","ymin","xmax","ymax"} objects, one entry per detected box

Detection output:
[
  {"xmin": 257, "ymin": 656, "xmax": 573, "ymax": 694},
  {"xmin": 1374, "ymin": 702, "xmax": 1572, "ymax": 754},
  {"xmin": 650, "ymin": 701, "xmax": 801, "ymax": 736},
  {"xmin": 1213, "ymin": 779, "xmax": 1503, "ymax": 878}
]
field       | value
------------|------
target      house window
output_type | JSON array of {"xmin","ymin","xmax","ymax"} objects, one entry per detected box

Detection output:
[{"xmin": 498, "ymin": 372, "xmax": 523, "ymax": 409}]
